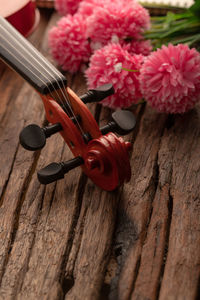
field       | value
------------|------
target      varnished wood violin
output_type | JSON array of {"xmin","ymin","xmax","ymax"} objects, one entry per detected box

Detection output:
[{"xmin": 0, "ymin": 16, "xmax": 136, "ymax": 191}]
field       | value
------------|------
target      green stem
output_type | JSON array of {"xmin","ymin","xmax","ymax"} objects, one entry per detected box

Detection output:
[{"xmin": 122, "ymin": 67, "xmax": 139, "ymax": 72}]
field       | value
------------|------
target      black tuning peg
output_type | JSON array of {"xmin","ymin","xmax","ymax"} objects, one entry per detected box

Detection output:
[
  {"xmin": 100, "ymin": 110, "xmax": 136, "ymax": 136},
  {"xmin": 80, "ymin": 83, "xmax": 115, "ymax": 104},
  {"xmin": 37, "ymin": 156, "xmax": 84, "ymax": 184},
  {"xmin": 19, "ymin": 123, "xmax": 62, "ymax": 151}
]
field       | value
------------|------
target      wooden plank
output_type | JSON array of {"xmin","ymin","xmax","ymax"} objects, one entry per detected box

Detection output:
[
  {"xmin": 65, "ymin": 186, "xmax": 121, "ymax": 300},
  {"xmin": 128, "ymin": 107, "xmax": 200, "ymax": 300},
  {"xmin": 105, "ymin": 106, "xmax": 168, "ymax": 300},
  {"xmin": 102, "ymin": 106, "xmax": 200, "ymax": 300},
  {"xmin": 159, "ymin": 107, "xmax": 200, "ymax": 300}
]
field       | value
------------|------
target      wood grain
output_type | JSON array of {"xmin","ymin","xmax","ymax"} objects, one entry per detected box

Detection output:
[{"xmin": 0, "ymin": 10, "xmax": 199, "ymax": 300}]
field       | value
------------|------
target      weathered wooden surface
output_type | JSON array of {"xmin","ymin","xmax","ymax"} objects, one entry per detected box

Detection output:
[{"xmin": 0, "ymin": 10, "xmax": 199, "ymax": 300}]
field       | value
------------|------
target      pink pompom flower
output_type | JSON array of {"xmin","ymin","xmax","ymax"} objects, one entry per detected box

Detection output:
[
  {"xmin": 78, "ymin": 0, "xmax": 106, "ymax": 17},
  {"xmin": 78, "ymin": 0, "xmax": 136, "ymax": 18},
  {"xmin": 86, "ymin": 1, "xmax": 150, "ymax": 46},
  {"xmin": 140, "ymin": 44, "xmax": 200, "ymax": 113},
  {"xmin": 55, "ymin": 0, "xmax": 83, "ymax": 15},
  {"xmin": 48, "ymin": 14, "xmax": 91, "ymax": 73},
  {"xmin": 121, "ymin": 39, "xmax": 152, "ymax": 56},
  {"xmin": 85, "ymin": 43, "xmax": 144, "ymax": 109}
]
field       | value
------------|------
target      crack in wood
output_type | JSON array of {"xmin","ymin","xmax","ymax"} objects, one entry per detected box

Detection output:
[
  {"xmin": 64, "ymin": 185, "xmax": 89, "ymax": 278},
  {"xmin": 60, "ymin": 173, "xmax": 88, "ymax": 298},
  {"xmin": 0, "ymin": 150, "xmax": 41, "ymax": 284},
  {"xmin": 129, "ymin": 255, "xmax": 142, "ymax": 300},
  {"xmin": 100, "ymin": 282, "xmax": 111, "ymax": 300},
  {"xmin": 62, "ymin": 276, "xmax": 75, "ymax": 298},
  {"xmin": 142, "ymin": 154, "xmax": 159, "ymax": 244},
  {"xmin": 0, "ymin": 143, "xmax": 20, "ymax": 206},
  {"xmin": 107, "ymin": 209, "xmax": 139, "ymax": 300},
  {"xmin": 195, "ymin": 274, "xmax": 200, "ymax": 300},
  {"xmin": 14, "ymin": 188, "xmax": 46, "ymax": 296},
  {"xmin": 0, "ymin": 61, "xmax": 6, "ymax": 78},
  {"xmin": 0, "ymin": 68, "xmax": 24, "ymax": 125},
  {"xmin": 128, "ymin": 156, "xmax": 161, "ymax": 300},
  {"xmin": 130, "ymin": 103, "xmax": 146, "ymax": 146},
  {"xmin": 156, "ymin": 191, "xmax": 173, "ymax": 300},
  {"xmin": 165, "ymin": 114, "xmax": 175, "ymax": 130}
]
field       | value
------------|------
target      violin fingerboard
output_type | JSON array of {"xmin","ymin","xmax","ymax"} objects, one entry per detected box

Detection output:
[{"xmin": 0, "ymin": 16, "xmax": 67, "ymax": 95}]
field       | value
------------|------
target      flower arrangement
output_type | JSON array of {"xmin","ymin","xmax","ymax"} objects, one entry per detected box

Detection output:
[{"xmin": 49, "ymin": 0, "xmax": 200, "ymax": 114}]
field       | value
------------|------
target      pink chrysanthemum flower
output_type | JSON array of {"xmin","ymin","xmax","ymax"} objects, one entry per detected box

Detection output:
[
  {"xmin": 140, "ymin": 44, "xmax": 200, "ymax": 113},
  {"xmin": 48, "ymin": 14, "xmax": 91, "ymax": 73},
  {"xmin": 55, "ymin": 0, "xmax": 83, "ymax": 15},
  {"xmin": 86, "ymin": 1, "xmax": 150, "ymax": 45},
  {"xmin": 121, "ymin": 40, "xmax": 152, "ymax": 56},
  {"xmin": 78, "ymin": 0, "xmax": 106, "ymax": 17},
  {"xmin": 85, "ymin": 43, "xmax": 144, "ymax": 109},
  {"xmin": 78, "ymin": 0, "xmax": 134, "ymax": 17}
]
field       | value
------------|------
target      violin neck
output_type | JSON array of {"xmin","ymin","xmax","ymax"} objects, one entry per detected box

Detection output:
[{"xmin": 0, "ymin": 16, "xmax": 67, "ymax": 95}]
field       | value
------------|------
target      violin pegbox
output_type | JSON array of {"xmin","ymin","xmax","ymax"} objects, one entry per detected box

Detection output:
[{"xmin": 19, "ymin": 84, "xmax": 136, "ymax": 191}]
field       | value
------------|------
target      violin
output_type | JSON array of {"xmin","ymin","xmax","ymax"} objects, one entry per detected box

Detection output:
[{"xmin": 0, "ymin": 16, "xmax": 136, "ymax": 191}]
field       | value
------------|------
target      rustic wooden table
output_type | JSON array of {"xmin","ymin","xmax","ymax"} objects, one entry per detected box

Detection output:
[{"xmin": 0, "ymin": 9, "xmax": 199, "ymax": 300}]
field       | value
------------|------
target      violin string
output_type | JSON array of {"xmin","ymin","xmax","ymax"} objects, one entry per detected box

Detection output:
[
  {"xmin": 0, "ymin": 23, "xmax": 85, "ymax": 135},
  {"xmin": 2, "ymin": 22, "xmax": 86, "ymax": 136},
  {"xmin": 0, "ymin": 35, "xmax": 58, "ymax": 103},
  {"xmin": 0, "ymin": 24, "xmax": 70, "ymax": 115},
  {"xmin": 0, "ymin": 34, "xmax": 84, "ymax": 137},
  {"xmin": 13, "ymin": 30, "xmax": 85, "ymax": 136},
  {"xmin": 0, "ymin": 23, "xmax": 71, "ymax": 114}
]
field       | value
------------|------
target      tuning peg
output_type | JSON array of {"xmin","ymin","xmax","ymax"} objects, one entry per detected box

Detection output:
[
  {"xmin": 80, "ymin": 83, "xmax": 115, "ymax": 104},
  {"xmin": 100, "ymin": 110, "xmax": 136, "ymax": 136},
  {"xmin": 19, "ymin": 123, "xmax": 62, "ymax": 151},
  {"xmin": 37, "ymin": 156, "xmax": 84, "ymax": 184}
]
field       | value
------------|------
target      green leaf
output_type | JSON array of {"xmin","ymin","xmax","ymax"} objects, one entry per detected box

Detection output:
[{"xmin": 190, "ymin": 0, "xmax": 200, "ymax": 18}]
